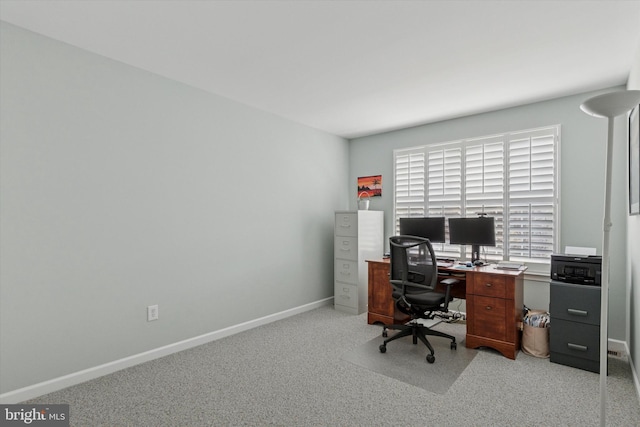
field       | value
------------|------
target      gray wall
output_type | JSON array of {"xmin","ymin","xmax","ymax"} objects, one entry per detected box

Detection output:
[
  {"xmin": 0, "ymin": 22, "xmax": 349, "ymax": 394},
  {"xmin": 348, "ymin": 88, "xmax": 630, "ymax": 341},
  {"xmin": 627, "ymin": 43, "xmax": 640, "ymax": 385}
]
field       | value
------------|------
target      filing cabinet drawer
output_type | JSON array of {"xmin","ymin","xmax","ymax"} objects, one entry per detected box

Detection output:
[
  {"xmin": 334, "ymin": 237, "xmax": 358, "ymax": 261},
  {"xmin": 334, "ymin": 282, "xmax": 358, "ymax": 309},
  {"xmin": 335, "ymin": 260, "xmax": 358, "ymax": 285},
  {"xmin": 550, "ymin": 282, "xmax": 600, "ymax": 325},
  {"xmin": 472, "ymin": 274, "xmax": 507, "ymax": 298},
  {"xmin": 335, "ymin": 213, "xmax": 358, "ymax": 237},
  {"xmin": 471, "ymin": 295, "xmax": 506, "ymax": 341},
  {"xmin": 550, "ymin": 319, "xmax": 600, "ymax": 361},
  {"xmin": 334, "ymin": 210, "xmax": 384, "ymax": 315}
]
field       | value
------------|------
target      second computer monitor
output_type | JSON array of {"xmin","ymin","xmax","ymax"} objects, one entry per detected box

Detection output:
[
  {"xmin": 448, "ymin": 216, "xmax": 496, "ymax": 263},
  {"xmin": 399, "ymin": 217, "xmax": 446, "ymax": 243}
]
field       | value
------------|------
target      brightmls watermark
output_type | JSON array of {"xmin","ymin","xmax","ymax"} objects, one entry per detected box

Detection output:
[{"xmin": 0, "ymin": 405, "xmax": 69, "ymax": 426}]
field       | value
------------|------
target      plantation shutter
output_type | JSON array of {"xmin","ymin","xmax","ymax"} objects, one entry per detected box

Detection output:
[
  {"xmin": 464, "ymin": 136, "xmax": 505, "ymax": 259},
  {"xmin": 427, "ymin": 145, "xmax": 463, "ymax": 217},
  {"xmin": 393, "ymin": 149, "xmax": 425, "ymax": 233},
  {"xmin": 507, "ymin": 128, "xmax": 558, "ymax": 263},
  {"xmin": 426, "ymin": 145, "xmax": 463, "ymax": 257}
]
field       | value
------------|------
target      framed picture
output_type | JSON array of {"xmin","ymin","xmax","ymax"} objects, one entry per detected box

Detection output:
[
  {"xmin": 630, "ymin": 105, "xmax": 639, "ymax": 215},
  {"xmin": 357, "ymin": 175, "xmax": 382, "ymax": 198}
]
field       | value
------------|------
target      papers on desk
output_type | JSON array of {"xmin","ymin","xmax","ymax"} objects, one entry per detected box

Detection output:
[
  {"xmin": 496, "ymin": 261, "xmax": 526, "ymax": 271},
  {"xmin": 451, "ymin": 264, "xmax": 474, "ymax": 270},
  {"xmin": 436, "ymin": 261, "xmax": 454, "ymax": 268}
]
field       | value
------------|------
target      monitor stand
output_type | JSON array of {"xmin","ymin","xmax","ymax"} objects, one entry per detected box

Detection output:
[{"xmin": 471, "ymin": 245, "xmax": 482, "ymax": 265}]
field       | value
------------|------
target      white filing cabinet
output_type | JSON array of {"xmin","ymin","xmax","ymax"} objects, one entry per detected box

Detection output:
[{"xmin": 334, "ymin": 210, "xmax": 384, "ymax": 314}]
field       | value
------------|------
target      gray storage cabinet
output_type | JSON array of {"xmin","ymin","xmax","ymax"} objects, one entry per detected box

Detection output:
[{"xmin": 549, "ymin": 281, "xmax": 601, "ymax": 373}]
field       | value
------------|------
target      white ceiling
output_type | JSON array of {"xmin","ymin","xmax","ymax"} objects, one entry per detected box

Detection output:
[{"xmin": 1, "ymin": 1, "xmax": 639, "ymax": 139}]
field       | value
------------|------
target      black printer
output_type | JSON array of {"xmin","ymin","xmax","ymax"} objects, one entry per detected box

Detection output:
[{"xmin": 550, "ymin": 254, "xmax": 602, "ymax": 286}]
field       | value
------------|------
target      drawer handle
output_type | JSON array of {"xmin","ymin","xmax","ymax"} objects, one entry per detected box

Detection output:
[
  {"xmin": 343, "ymin": 287, "xmax": 350, "ymax": 293},
  {"xmin": 340, "ymin": 247, "xmax": 351, "ymax": 252},
  {"xmin": 485, "ymin": 283, "xmax": 493, "ymax": 287},
  {"xmin": 340, "ymin": 224, "xmax": 351, "ymax": 228},
  {"xmin": 485, "ymin": 306, "xmax": 492, "ymax": 310},
  {"xmin": 340, "ymin": 295, "xmax": 351, "ymax": 300},
  {"xmin": 567, "ymin": 343, "xmax": 588, "ymax": 352},
  {"xmin": 567, "ymin": 309, "xmax": 588, "ymax": 316},
  {"xmin": 340, "ymin": 272, "xmax": 351, "ymax": 276}
]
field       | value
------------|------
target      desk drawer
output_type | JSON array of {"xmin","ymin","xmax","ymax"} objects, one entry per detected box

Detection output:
[
  {"xmin": 334, "ymin": 282, "xmax": 358, "ymax": 309},
  {"xmin": 335, "ymin": 260, "xmax": 358, "ymax": 285},
  {"xmin": 471, "ymin": 295, "xmax": 506, "ymax": 341},
  {"xmin": 334, "ymin": 237, "xmax": 358, "ymax": 261},
  {"xmin": 335, "ymin": 213, "xmax": 358, "ymax": 237},
  {"xmin": 472, "ymin": 274, "xmax": 507, "ymax": 298}
]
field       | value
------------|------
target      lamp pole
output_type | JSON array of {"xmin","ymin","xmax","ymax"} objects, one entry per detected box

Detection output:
[{"xmin": 580, "ymin": 90, "xmax": 640, "ymax": 427}]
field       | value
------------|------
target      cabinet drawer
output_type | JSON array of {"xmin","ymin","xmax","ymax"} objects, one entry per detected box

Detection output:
[
  {"xmin": 472, "ymin": 274, "xmax": 507, "ymax": 298},
  {"xmin": 335, "ymin": 260, "xmax": 358, "ymax": 285},
  {"xmin": 550, "ymin": 319, "xmax": 600, "ymax": 361},
  {"xmin": 550, "ymin": 282, "xmax": 600, "ymax": 325},
  {"xmin": 334, "ymin": 282, "xmax": 358, "ymax": 309},
  {"xmin": 334, "ymin": 237, "xmax": 358, "ymax": 261},
  {"xmin": 471, "ymin": 295, "xmax": 506, "ymax": 341},
  {"xmin": 335, "ymin": 213, "xmax": 358, "ymax": 237}
]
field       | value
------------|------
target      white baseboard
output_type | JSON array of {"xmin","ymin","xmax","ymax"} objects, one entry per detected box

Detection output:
[
  {"xmin": 0, "ymin": 297, "xmax": 334, "ymax": 404},
  {"xmin": 627, "ymin": 346, "xmax": 640, "ymax": 405},
  {"xmin": 608, "ymin": 338, "xmax": 627, "ymax": 356},
  {"xmin": 608, "ymin": 338, "xmax": 640, "ymax": 404}
]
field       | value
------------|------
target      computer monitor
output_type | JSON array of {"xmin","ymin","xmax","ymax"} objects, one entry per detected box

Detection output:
[
  {"xmin": 399, "ymin": 217, "xmax": 446, "ymax": 243},
  {"xmin": 448, "ymin": 216, "xmax": 496, "ymax": 263}
]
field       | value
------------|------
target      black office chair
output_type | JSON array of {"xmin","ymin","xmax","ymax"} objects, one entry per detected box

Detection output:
[{"xmin": 379, "ymin": 235, "xmax": 459, "ymax": 363}]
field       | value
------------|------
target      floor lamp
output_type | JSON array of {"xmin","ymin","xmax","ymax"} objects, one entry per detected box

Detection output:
[{"xmin": 580, "ymin": 89, "xmax": 640, "ymax": 426}]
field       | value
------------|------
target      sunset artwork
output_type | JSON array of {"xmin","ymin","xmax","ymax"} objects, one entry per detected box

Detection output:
[{"xmin": 357, "ymin": 175, "xmax": 382, "ymax": 198}]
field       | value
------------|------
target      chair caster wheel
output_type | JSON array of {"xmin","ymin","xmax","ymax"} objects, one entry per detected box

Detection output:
[
  {"xmin": 382, "ymin": 328, "xmax": 388, "ymax": 338},
  {"xmin": 426, "ymin": 354, "xmax": 435, "ymax": 363},
  {"xmin": 451, "ymin": 342, "xmax": 457, "ymax": 350},
  {"xmin": 379, "ymin": 345, "xmax": 386, "ymax": 353}
]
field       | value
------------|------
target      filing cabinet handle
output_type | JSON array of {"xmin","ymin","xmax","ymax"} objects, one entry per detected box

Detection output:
[
  {"xmin": 567, "ymin": 343, "xmax": 588, "ymax": 352},
  {"xmin": 339, "ymin": 224, "xmax": 351, "ymax": 228},
  {"xmin": 567, "ymin": 308, "xmax": 588, "ymax": 317},
  {"xmin": 340, "ymin": 271, "xmax": 351, "ymax": 276}
]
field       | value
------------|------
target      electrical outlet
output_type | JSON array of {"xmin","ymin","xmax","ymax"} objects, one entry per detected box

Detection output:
[{"xmin": 147, "ymin": 305, "xmax": 159, "ymax": 321}]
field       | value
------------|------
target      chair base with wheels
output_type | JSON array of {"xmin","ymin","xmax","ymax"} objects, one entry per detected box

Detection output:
[{"xmin": 379, "ymin": 316, "xmax": 457, "ymax": 364}]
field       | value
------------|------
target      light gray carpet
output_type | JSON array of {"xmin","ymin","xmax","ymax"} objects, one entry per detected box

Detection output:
[
  {"xmin": 23, "ymin": 305, "xmax": 640, "ymax": 426},
  {"xmin": 342, "ymin": 321, "xmax": 476, "ymax": 394}
]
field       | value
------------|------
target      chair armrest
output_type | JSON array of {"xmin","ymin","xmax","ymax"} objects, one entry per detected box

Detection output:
[
  {"xmin": 439, "ymin": 278, "xmax": 460, "ymax": 310},
  {"xmin": 440, "ymin": 278, "xmax": 459, "ymax": 286}
]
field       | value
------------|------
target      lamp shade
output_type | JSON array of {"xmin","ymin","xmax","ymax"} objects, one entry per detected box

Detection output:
[{"xmin": 580, "ymin": 90, "xmax": 640, "ymax": 118}]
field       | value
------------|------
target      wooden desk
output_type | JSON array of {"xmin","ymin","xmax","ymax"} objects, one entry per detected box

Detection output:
[{"xmin": 366, "ymin": 259, "xmax": 525, "ymax": 359}]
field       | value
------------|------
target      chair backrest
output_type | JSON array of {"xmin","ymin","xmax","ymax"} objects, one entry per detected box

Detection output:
[{"xmin": 389, "ymin": 235, "xmax": 438, "ymax": 294}]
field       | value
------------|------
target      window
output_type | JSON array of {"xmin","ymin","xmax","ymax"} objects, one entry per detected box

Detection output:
[{"xmin": 393, "ymin": 125, "xmax": 559, "ymax": 269}]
